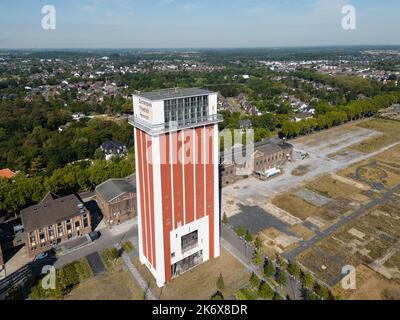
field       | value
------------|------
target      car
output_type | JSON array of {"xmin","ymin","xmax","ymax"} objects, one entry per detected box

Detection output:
[
  {"xmin": 88, "ymin": 231, "xmax": 101, "ymax": 242},
  {"xmin": 35, "ymin": 252, "xmax": 48, "ymax": 260}
]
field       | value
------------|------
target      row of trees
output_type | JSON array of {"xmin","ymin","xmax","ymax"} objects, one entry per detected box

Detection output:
[
  {"xmin": 0, "ymin": 157, "xmax": 134, "ymax": 216},
  {"xmin": 280, "ymin": 92, "xmax": 400, "ymax": 139}
]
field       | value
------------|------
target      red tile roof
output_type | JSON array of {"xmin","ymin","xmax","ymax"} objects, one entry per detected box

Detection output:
[{"xmin": 0, "ymin": 168, "xmax": 16, "ymax": 179}]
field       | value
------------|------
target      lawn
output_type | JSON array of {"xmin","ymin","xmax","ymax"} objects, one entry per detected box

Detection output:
[{"xmin": 66, "ymin": 267, "xmax": 144, "ymax": 300}]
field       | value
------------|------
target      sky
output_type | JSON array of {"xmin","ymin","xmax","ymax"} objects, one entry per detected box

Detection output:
[{"xmin": 0, "ymin": 0, "xmax": 399, "ymax": 49}]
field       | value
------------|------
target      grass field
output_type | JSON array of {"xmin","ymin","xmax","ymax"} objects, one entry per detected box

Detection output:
[{"xmin": 66, "ymin": 267, "xmax": 144, "ymax": 300}]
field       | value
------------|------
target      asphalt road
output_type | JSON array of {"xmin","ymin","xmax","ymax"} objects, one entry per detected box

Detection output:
[{"xmin": 53, "ymin": 224, "xmax": 137, "ymax": 269}]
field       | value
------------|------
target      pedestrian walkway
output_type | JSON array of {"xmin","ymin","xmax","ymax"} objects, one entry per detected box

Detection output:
[{"xmin": 114, "ymin": 243, "xmax": 156, "ymax": 300}]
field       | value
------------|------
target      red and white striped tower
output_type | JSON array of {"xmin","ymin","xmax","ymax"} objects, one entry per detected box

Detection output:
[{"xmin": 130, "ymin": 88, "xmax": 222, "ymax": 287}]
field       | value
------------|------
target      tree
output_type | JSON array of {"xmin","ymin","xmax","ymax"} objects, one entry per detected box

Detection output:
[
  {"xmin": 94, "ymin": 147, "xmax": 104, "ymax": 160},
  {"xmin": 222, "ymin": 212, "xmax": 228, "ymax": 224},
  {"xmin": 254, "ymin": 236, "xmax": 263, "ymax": 250},
  {"xmin": 264, "ymin": 260, "xmax": 275, "ymax": 279},
  {"xmin": 249, "ymin": 272, "xmax": 260, "ymax": 289},
  {"xmin": 273, "ymin": 292, "xmax": 284, "ymax": 300},
  {"xmin": 236, "ymin": 226, "xmax": 245, "ymax": 238},
  {"xmin": 315, "ymin": 284, "xmax": 331, "ymax": 300},
  {"xmin": 276, "ymin": 269, "xmax": 287, "ymax": 287},
  {"xmin": 302, "ymin": 272, "xmax": 314, "ymax": 289},
  {"xmin": 252, "ymin": 250, "xmax": 263, "ymax": 266},
  {"xmin": 258, "ymin": 282, "xmax": 274, "ymax": 300},
  {"xmin": 245, "ymin": 230, "xmax": 253, "ymax": 242},
  {"xmin": 276, "ymin": 255, "xmax": 287, "ymax": 270},
  {"xmin": 288, "ymin": 262, "xmax": 301, "ymax": 279},
  {"xmin": 216, "ymin": 273, "xmax": 225, "ymax": 291}
]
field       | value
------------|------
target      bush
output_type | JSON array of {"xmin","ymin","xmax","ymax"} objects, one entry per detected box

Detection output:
[
  {"xmin": 29, "ymin": 259, "xmax": 92, "ymax": 300},
  {"xmin": 122, "ymin": 241, "xmax": 135, "ymax": 252},
  {"xmin": 222, "ymin": 212, "xmax": 228, "ymax": 224},
  {"xmin": 101, "ymin": 248, "xmax": 120, "ymax": 269},
  {"xmin": 216, "ymin": 273, "xmax": 225, "ymax": 291}
]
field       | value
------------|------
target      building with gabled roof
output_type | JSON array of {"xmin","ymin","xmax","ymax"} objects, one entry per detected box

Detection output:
[
  {"xmin": 20, "ymin": 192, "xmax": 92, "ymax": 257},
  {"xmin": 95, "ymin": 178, "xmax": 136, "ymax": 226}
]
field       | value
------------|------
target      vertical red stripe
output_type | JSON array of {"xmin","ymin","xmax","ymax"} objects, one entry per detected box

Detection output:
[
  {"xmin": 160, "ymin": 134, "xmax": 172, "ymax": 283},
  {"xmin": 147, "ymin": 134, "xmax": 156, "ymax": 268},
  {"xmin": 136, "ymin": 129, "xmax": 148, "ymax": 261},
  {"xmin": 205, "ymin": 126, "xmax": 215, "ymax": 259},
  {"xmin": 172, "ymin": 131, "xmax": 184, "ymax": 228},
  {"xmin": 141, "ymin": 130, "xmax": 152, "ymax": 265},
  {"xmin": 195, "ymin": 127, "xmax": 204, "ymax": 219},
  {"xmin": 184, "ymin": 129, "xmax": 195, "ymax": 224}
]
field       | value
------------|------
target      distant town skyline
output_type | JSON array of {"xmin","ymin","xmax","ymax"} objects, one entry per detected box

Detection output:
[{"xmin": 0, "ymin": 0, "xmax": 399, "ymax": 49}]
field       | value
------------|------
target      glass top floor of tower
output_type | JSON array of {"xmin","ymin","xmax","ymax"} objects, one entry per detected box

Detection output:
[{"xmin": 129, "ymin": 88, "xmax": 223, "ymax": 136}]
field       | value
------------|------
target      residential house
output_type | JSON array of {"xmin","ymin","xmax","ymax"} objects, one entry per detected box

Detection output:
[
  {"xmin": 100, "ymin": 140, "xmax": 128, "ymax": 161},
  {"xmin": 0, "ymin": 169, "xmax": 16, "ymax": 180}
]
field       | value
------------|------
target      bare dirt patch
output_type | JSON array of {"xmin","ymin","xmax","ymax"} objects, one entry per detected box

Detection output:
[{"xmin": 292, "ymin": 165, "xmax": 312, "ymax": 176}]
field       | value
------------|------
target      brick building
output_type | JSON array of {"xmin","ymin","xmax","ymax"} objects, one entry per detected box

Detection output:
[
  {"xmin": 220, "ymin": 138, "xmax": 293, "ymax": 186},
  {"xmin": 21, "ymin": 192, "xmax": 92, "ymax": 257},
  {"xmin": 95, "ymin": 178, "xmax": 136, "ymax": 226}
]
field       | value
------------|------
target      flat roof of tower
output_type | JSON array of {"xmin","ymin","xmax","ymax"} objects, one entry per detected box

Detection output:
[{"xmin": 134, "ymin": 88, "xmax": 215, "ymax": 101}]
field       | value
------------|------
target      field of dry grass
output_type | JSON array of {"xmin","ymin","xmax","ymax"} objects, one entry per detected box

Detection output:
[
  {"xmin": 307, "ymin": 175, "xmax": 363, "ymax": 199},
  {"xmin": 351, "ymin": 119, "xmax": 400, "ymax": 153},
  {"xmin": 271, "ymin": 193, "xmax": 320, "ymax": 220},
  {"xmin": 338, "ymin": 145, "xmax": 400, "ymax": 189},
  {"xmin": 66, "ymin": 267, "xmax": 144, "ymax": 300},
  {"xmin": 332, "ymin": 264, "xmax": 400, "ymax": 300},
  {"xmin": 289, "ymin": 224, "xmax": 316, "ymax": 240},
  {"xmin": 134, "ymin": 248, "xmax": 250, "ymax": 300}
]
